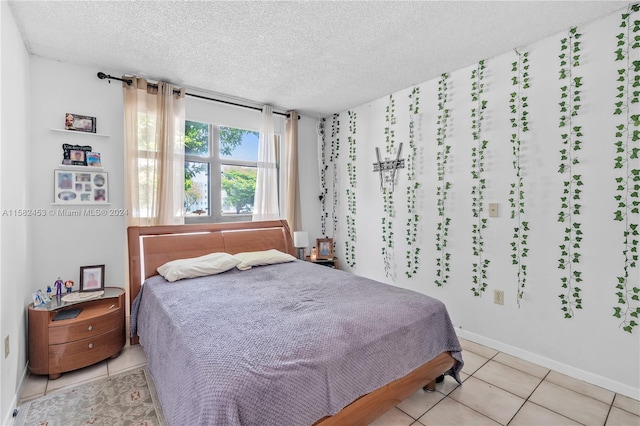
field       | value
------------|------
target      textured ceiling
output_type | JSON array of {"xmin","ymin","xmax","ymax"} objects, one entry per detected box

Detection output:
[{"xmin": 8, "ymin": 1, "xmax": 631, "ymax": 118}]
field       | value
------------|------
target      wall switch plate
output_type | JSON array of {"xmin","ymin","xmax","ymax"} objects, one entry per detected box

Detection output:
[
  {"xmin": 489, "ymin": 203, "xmax": 499, "ymax": 217},
  {"xmin": 494, "ymin": 290, "xmax": 504, "ymax": 305},
  {"xmin": 4, "ymin": 335, "xmax": 9, "ymax": 358}
]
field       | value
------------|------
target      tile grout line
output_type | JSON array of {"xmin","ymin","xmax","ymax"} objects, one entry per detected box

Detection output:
[
  {"xmin": 422, "ymin": 351, "xmax": 502, "ymax": 425},
  {"xmin": 483, "ymin": 346, "xmax": 627, "ymax": 409},
  {"xmin": 466, "ymin": 347, "xmax": 638, "ymax": 421},
  {"xmin": 451, "ymin": 349, "xmax": 519, "ymax": 425},
  {"xmin": 457, "ymin": 349, "xmax": 613, "ymax": 426},
  {"xmin": 504, "ymin": 369, "xmax": 551, "ymax": 425}
]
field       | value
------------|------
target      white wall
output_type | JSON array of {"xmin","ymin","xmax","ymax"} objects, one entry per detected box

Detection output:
[
  {"xmin": 297, "ymin": 116, "xmax": 322, "ymax": 239},
  {"xmin": 1, "ymin": 1, "xmax": 30, "ymax": 422},
  {"xmin": 186, "ymin": 95, "xmax": 285, "ymax": 134},
  {"xmin": 28, "ymin": 57, "xmax": 126, "ymax": 301},
  {"xmin": 319, "ymin": 7, "xmax": 639, "ymax": 398},
  {"xmin": 0, "ymin": 53, "xmax": 127, "ymax": 422}
]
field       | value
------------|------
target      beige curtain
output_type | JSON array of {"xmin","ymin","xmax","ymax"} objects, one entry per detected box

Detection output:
[
  {"xmin": 253, "ymin": 106, "xmax": 280, "ymax": 221},
  {"xmin": 284, "ymin": 111, "xmax": 301, "ymax": 231},
  {"xmin": 123, "ymin": 77, "xmax": 185, "ymax": 226}
]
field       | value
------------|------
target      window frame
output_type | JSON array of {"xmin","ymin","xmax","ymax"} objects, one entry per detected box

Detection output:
[{"xmin": 185, "ymin": 121, "xmax": 271, "ymax": 224}]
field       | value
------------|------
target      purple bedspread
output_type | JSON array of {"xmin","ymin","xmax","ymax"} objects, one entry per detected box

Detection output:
[{"xmin": 131, "ymin": 260, "xmax": 463, "ymax": 426}]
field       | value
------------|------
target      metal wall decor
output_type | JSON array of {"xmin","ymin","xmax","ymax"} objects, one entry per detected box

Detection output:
[{"xmin": 373, "ymin": 142, "xmax": 405, "ymax": 192}]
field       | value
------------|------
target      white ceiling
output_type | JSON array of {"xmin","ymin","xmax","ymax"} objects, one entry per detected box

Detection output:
[{"xmin": 8, "ymin": 1, "xmax": 631, "ymax": 118}]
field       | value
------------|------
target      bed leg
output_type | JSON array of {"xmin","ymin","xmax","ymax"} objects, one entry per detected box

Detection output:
[
  {"xmin": 423, "ymin": 374, "xmax": 445, "ymax": 392},
  {"xmin": 423, "ymin": 380, "xmax": 436, "ymax": 392}
]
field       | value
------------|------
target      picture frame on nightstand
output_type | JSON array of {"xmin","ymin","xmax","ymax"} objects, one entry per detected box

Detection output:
[
  {"xmin": 80, "ymin": 264, "xmax": 105, "ymax": 292},
  {"xmin": 316, "ymin": 238, "xmax": 334, "ymax": 260}
]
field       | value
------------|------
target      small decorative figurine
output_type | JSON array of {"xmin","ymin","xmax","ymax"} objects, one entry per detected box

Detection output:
[
  {"xmin": 310, "ymin": 247, "xmax": 317, "ymax": 261},
  {"xmin": 64, "ymin": 280, "xmax": 74, "ymax": 293},
  {"xmin": 46, "ymin": 285, "xmax": 52, "ymax": 296},
  {"xmin": 54, "ymin": 277, "xmax": 64, "ymax": 297},
  {"xmin": 33, "ymin": 291, "xmax": 45, "ymax": 307},
  {"xmin": 39, "ymin": 289, "xmax": 51, "ymax": 304}
]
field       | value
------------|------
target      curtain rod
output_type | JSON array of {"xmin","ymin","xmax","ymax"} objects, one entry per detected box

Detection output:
[{"xmin": 97, "ymin": 72, "xmax": 298, "ymax": 119}]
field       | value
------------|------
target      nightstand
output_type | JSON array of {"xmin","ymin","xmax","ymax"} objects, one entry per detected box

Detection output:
[
  {"xmin": 28, "ymin": 287, "xmax": 125, "ymax": 379},
  {"xmin": 305, "ymin": 256, "xmax": 339, "ymax": 269}
]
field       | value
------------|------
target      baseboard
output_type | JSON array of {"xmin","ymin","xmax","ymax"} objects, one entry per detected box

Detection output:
[
  {"xmin": 4, "ymin": 362, "xmax": 29, "ymax": 426},
  {"xmin": 455, "ymin": 328, "xmax": 640, "ymax": 401},
  {"xmin": 2, "ymin": 393, "xmax": 17, "ymax": 426}
]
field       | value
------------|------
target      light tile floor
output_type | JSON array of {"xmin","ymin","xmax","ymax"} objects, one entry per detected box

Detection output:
[
  {"xmin": 372, "ymin": 339, "xmax": 640, "ymax": 426},
  {"xmin": 19, "ymin": 337, "xmax": 640, "ymax": 426},
  {"xmin": 18, "ymin": 334, "xmax": 148, "ymax": 403}
]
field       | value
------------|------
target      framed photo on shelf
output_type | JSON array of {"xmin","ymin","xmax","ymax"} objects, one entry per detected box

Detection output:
[
  {"xmin": 62, "ymin": 144, "xmax": 93, "ymax": 166},
  {"xmin": 86, "ymin": 152, "xmax": 102, "ymax": 167},
  {"xmin": 316, "ymin": 238, "xmax": 334, "ymax": 260},
  {"xmin": 65, "ymin": 113, "xmax": 96, "ymax": 133},
  {"xmin": 54, "ymin": 169, "xmax": 108, "ymax": 204},
  {"xmin": 79, "ymin": 265, "xmax": 105, "ymax": 292}
]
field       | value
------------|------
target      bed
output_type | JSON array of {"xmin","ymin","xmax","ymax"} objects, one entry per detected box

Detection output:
[{"xmin": 128, "ymin": 220, "xmax": 463, "ymax": 425}]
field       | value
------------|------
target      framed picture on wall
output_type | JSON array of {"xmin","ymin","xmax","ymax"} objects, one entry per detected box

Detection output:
[{"xmin": 53, "ymin": 169, "xmax": 108, "ymax": 204}]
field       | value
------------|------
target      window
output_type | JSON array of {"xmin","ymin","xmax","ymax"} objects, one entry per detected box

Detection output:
[{"xmin": 184, "ymin": 120, "xmax": 271, "ymax": 223}]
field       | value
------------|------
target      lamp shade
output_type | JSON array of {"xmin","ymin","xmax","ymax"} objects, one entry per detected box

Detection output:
[{"xmin": 293, "ymin": 231, "xmax": 309, "ymax": 248}]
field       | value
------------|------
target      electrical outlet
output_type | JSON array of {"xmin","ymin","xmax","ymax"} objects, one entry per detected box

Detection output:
[
  {"xmin": 494, "ymin": 290, "xmax": 504, "ymax": 305},
  {"xmin": 489, "ymin": 203, "xmax": 499, "ymax": 217},
  {"xmin": 4, "ymin": 335, "xmax": 9, "ymax": 358}
]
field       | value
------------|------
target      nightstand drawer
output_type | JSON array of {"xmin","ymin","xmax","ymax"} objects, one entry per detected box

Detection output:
[
  {"xmin": 48, "ymin": 325, "xmax": 124, "ymax": 373},
  {"xmin": 49, "ymin": 308, "xmax": 121, "ymax": 344}
]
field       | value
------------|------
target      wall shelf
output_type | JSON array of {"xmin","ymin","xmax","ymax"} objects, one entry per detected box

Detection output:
[
  {"xmin": 51, "ymin": 203, "xmax": 111, "ymax": 206},
  {"xmin": 50, "ymin": 128, "xmax": 110, "ymax": 138},
  {"xmin": 56, "ymin": 164, "xmax": 104, "ymax": 172}
]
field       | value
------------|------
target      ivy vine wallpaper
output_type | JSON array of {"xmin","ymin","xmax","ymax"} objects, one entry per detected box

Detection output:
[{"xmin": 317, "ymin": 5, "xmax": 639, "ymax": 398}]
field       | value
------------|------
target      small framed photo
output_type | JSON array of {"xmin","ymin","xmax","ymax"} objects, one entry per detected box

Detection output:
[
  {"xmin": 86, "ymin": 152, "xmax": 102, "ymax": 167},
  {"xmin": 70, "ymin": 149, "xmax": 86, "ymax": 164},
  {"xmin": 65, "ymin": 113, "xmax": 96, "ymax": 133},
  {"xmin": 316, "ymin": 238, "xmax": 334, "ymax": 260},
  {"xmin": 79, "ymin": 265, "xmax": 105, "ymax": 292},
  {"xmin": 62, "ymin": 144, "xmax": 93, "ymax": 166}
]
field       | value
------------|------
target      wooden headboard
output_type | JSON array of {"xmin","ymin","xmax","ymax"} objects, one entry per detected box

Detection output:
[{"xmin": 127, "ymin": 220, "xmax": 295, "ymax": 325}]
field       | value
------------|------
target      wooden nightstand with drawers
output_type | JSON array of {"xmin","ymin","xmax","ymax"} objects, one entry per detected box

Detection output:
[{"xmin": 28, "ymin": 287, "xmax": 125, "ymax": 379}]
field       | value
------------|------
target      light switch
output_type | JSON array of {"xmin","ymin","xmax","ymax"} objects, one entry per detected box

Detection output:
[{"xmin": 489, "ymin": 203, "xmax": 499, "ymax": 218}]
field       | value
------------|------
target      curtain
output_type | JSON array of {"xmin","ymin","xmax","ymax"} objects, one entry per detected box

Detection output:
[
  {"xmin": 252, "ymin": 105, "xmax": 280, "ymax": 221},
  {"xmin": 123, "ymin": 77, "xmax": 185, "ymax": 226},
  {"xmin": 284, "ymin": 111, "xmax": 300, "ymax": 231}
]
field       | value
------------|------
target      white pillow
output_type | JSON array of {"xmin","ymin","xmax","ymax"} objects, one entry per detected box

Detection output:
[
  {"xmin": 157, "ymin": 252, "xmax": 240, "ymax": 282},
  {"xmin": 233, "ymin": 249, "xmax": 296, "ymax": 271}
]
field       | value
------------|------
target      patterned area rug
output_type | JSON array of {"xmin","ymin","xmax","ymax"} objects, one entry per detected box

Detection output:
[{"xmin": 15, "ymin": 368, "xmax": 166, "ymax": 426}]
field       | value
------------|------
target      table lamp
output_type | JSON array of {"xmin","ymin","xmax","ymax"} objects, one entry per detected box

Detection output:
[{"xmin": 293, "ymin": 231, "xmax": 309, "ymax": 260}]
